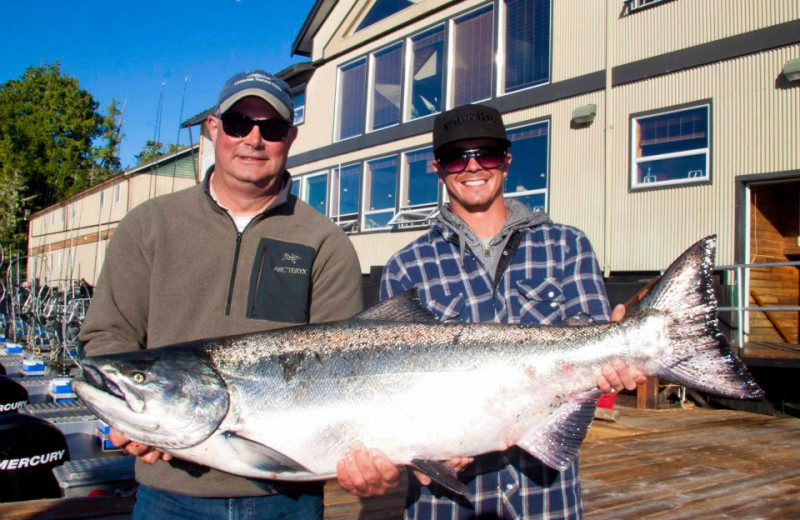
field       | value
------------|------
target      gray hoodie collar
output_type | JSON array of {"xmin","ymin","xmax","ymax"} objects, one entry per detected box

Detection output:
[{"xmin": 435, "ymin": 199, "xmax": 551, "ymax": 266}]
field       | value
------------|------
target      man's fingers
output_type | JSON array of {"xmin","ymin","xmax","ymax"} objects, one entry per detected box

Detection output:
[
  {"xmin": 610, "ymin": 304, "xmax": 626, "ymax": 323},
  {"xmin": 370, "ymin": 449, "xmax": 400, "ymax": 484},
  {"xmin": 413, "ymin": 470, "xmax": 432, "ymax": 485},
  {"xmin": 108, "ymin": 429, "xmax": 129, "ymax": 448}
]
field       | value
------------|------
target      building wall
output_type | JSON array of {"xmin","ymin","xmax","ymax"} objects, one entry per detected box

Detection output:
[
  {"xmin": 27, "ymin": 151, "xmax": 198, "ymax": 287},
  {"xmin": 608, "ymin": 45, "xmax": 800, "ymax": 269},
  {"xmin": 286, "ymin": 0, "xmax": 800, "ymax": 275}
]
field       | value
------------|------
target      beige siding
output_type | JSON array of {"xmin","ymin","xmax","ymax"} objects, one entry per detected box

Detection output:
[
  {"xmin": 350, "ymin": 229, "xmax": 427, "ymax": 272},
  {"xmin": 128, "ymin": 173, "xmax": 195, "ymax": 210},
  {"xmin": 616, "ymin": 0, "xmax": 800, "ymax": 65},
  {"xmin": 608, "ymin": 45, "xmax": 800, "ymax": 270},
  {"xmin": 551, "ymin": 0, "xmax": 605, "ymax": 82}
]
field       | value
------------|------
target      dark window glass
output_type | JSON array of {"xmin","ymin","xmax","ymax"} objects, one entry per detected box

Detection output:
[
  {"xmin": 404, "ymin": 148, "xmax": 438, "ymax": 207},
  {"xmin": 336, "ymin": 164, "xmax": 362, "ymax": 217},
  {"xmin": 409, "ymin": 27, "xmax": 445, "ymax": 119},
  {"xmin": 452, "ymin": 5, "xmax": 494, "ymax": 106},
  {"xmin": 372, "ymin": 45, "xmax": 403, "ymax": 130},
  {"xmin": 504, "ymin": 0, "xmax": 551, "ymax": 92},
  {"xmin": 337, "ymin": 59, "xmax": 367, "ymax": 140},
  {"xmin": 356, "ymin": 0, "xmax": 414, "ymax": 32}
]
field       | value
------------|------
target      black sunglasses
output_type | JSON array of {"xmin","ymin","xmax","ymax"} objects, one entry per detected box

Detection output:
[
  {"xmin": 436, "ymin": 146, "xmax": 508, "ymax": 174},
  {"xmin": 219, "ymin": 112, "xmax": 291, "ymax": 142}
]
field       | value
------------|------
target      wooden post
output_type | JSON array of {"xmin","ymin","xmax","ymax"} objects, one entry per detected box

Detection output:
[{"xmin": 637, "ymin": 376, "xmax": 659, "ymax": 409}]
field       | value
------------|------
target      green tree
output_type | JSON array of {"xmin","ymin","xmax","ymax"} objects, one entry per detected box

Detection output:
[
  {"xmin": 92, "ymin": 98, "xmax": 125, "ymax": 181},
  {"xmin": 0, "ymin": 62, "xmax": 121, "ymax": 251},
  {"xmin": 134, "ymin": 140, "xmax": 167, "ymax": 164}
]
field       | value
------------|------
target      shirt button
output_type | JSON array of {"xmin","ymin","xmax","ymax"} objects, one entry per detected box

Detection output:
[
  {"xmin": 506, "ymin": 483, "xmax": 514, "ymax": 491},
  {"xmin": 550, "ymin": 302, "xmax": 558, "ymax": 308},
  {"xmin": 547, "ymin": 291, "xmax": 555, "ymax": 298}
]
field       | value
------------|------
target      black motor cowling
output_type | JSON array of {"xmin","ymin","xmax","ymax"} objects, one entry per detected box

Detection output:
[
  {"xmin": 0, "ymin": 376, "xmax": 27, "ymax": 415},
  {"xmin": 0, "ymin": 413, "xmax": 70, "ymax": 501}
]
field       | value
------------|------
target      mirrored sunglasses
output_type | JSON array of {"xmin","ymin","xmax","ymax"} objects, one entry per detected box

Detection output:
[
  {"xmin": 219, "ymin": 112, "xmax": 291, "ymax": 142},
  {"xmin": 436, "ymin": 147, "xmax": 507, "ymax": 174}
]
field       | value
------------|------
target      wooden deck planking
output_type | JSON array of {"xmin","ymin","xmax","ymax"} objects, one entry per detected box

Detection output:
[{"xmin": 581, "ymin": 407, "xmax": 800, "ymax": 519}]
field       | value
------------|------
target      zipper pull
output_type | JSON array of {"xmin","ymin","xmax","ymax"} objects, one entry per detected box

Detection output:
[{"xmin": 484, "ymin": 243, "xmax": 490, "ymax": 256}]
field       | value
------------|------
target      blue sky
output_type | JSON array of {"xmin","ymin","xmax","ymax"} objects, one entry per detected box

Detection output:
[{"xmin": 0, "ymin": 0, "xmax": 316, "ymax": 169}]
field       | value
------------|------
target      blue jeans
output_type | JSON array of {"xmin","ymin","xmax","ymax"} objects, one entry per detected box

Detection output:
[{"xmin": 132, "ymin": 484, "xmax": 324, "ymax": 520}]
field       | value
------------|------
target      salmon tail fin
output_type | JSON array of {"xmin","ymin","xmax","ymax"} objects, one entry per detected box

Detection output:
[{"xmin": 637, "ymin": 235, "xmax": 764, "ymax": 399}]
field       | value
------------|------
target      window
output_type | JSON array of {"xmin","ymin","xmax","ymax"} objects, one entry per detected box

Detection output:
[
  {"xmin": 332, "ymin": 163, "xmax": 362, "ymax": 227},
  {"xmin": 291, "ymin": 178, "xmax": 300, "ymax": 197},
  {"xmin": 502, "ymin": 0, "xmax": 551, "ymax": 93},
  {"xmin": 335, "ymin": 2, "xmax": 554, "ymax": 134},
  {"xmin": 362, "ymin": 156, "xmax": 398, "ymax": 230},
  {"xmin": 631, "ymin": 104, "xmax": 710, "ymax": 190},
  {"xmin": 356, "ymin": 0, "xmax": 415, "ymax": 32},
  {"xmin": 113, "ymin": 184, "xmax": 121, "ymax": 203},
  {"xmin": 450, "ymin": 5, "xmax": 494, "ymax": 107},
  {"xmin": 336, "ymin": 59, "xmax": 367, "ymax": 140},
  {"xmin": 99, "ymin": 191, "xmax": 104, "ymax": 208},
  {"xmin": 390, "ymin": 148, "xmax": 439, "ymax": 228},
  {"xmin": 370, "ymin": 44, "xmax": 403, "ymax": 131},
  {"xmin": 293, "ymin": 89, "xmax": 306, "ymax": 126},
  {"xmin": 626, "ymin": 0, "xmax": 672, "ymax": 13},
  {"xmin": 407, "ymin": 26, "xmax": 445, "ymax": 120},
  {"xmin": 505, "ymin": 121, "xmax": 549, "ymax": 211},
  {"xmin": 303, "ymin": 172, "xmax": 329, "ymax": 215}
]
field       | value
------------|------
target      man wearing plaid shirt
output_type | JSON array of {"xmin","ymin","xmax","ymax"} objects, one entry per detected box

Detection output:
[{"xmin": 371, "ymin": 103, "xmax": 645, "ymax": 519}]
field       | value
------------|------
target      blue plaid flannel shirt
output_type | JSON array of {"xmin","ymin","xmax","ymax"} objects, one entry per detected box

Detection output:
[{"xmin": 380, "ymin": 218, "xmax": 611, "ymax": 520}]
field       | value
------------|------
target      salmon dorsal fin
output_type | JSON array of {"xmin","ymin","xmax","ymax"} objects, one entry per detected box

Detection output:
[
  {"xmin": 516, "ymin": 389, "xmax": 600, "ymax": 470},
  {"xmin": 352, "ymin": 290, "xmax": 439, "ymax": 323}
]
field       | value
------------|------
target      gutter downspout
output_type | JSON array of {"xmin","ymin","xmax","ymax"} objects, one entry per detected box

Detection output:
[{"xmin": 603, "ymin": 0, "xmax": 614, "ymax": 277}]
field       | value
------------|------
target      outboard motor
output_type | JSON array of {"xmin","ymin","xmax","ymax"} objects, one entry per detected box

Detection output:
[
  {"xmin": 0, "ymin": 414, "xmax": 70, "ymax": 501},
  {"xmin": 0, "ymin": 375, "xmax": 27, "ymax": 414}
]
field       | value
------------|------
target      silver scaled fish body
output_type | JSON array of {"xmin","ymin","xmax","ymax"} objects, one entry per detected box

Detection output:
[{"xmin": 72, "ymin": 236, "xmax": 764, "ymax": 495}]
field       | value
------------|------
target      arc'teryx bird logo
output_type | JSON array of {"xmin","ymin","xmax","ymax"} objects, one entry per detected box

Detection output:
[
  {"xmin": 274, "ymin": 252, "xmax": 307, "ymax": 275},
  {"xmin": 282, "ymin": 253, "xmax": 301, "ymax": 264}
]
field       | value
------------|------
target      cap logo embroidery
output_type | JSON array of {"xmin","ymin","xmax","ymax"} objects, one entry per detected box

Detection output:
[{"xmin": 443, "ymin": 111, "xmax": 497, "ymax": 131}]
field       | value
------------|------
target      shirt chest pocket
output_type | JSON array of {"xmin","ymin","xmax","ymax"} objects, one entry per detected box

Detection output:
[
  {"xmin": 247, "ymin": 238, "xmax": 315, "ymax": 323},
  {"xmin": 515, "ymin": 278, "xmax": 564, "ymax": 324}
]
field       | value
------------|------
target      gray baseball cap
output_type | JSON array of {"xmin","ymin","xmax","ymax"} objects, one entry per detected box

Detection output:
[{"xmin": 216, "ymin": 70, "xmax": 294, "ymax": 122}]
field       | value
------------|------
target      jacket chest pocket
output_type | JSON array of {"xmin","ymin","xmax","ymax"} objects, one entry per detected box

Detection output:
[
  {"xmin": 247, "ymin": 238, "xmax": 315, "ymax": 323},
  {"xmin": 516, "ymin": 278, "xmax": 564, "ymax": 324}
]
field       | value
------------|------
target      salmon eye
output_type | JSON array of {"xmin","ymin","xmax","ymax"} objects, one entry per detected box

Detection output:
[{"xmin": 131, "ymin": 372, "xmax": 146, "ymax": 384}]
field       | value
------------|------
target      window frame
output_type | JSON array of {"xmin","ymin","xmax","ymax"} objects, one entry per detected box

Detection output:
[
  {"xmin": 292, "ymin": 88, "xmax": 306, "ymax": 126},
  {"xmin": 404, "ymin": 24, "xmax": 447, "ymax": 123},
  {"xmin": 447, "ymin": 3, "xmax": 496, "ymax": 109},
  {"xmin": 394, "ymin": 146, "xmax": 441, "ymax": 227},
  {"xmin": 625, "ymin": 0, "xmax": 674, "ymax": 13},
  {"xmin": 629, "ymin": 102, "xmax": 712, "ymax": 192},
  {"xmin": 504, "ymin": 119, "xmax": 550, "ymax": 212},
  {"xmin": 334, "ymin": 58, "xmax": 368, "ymax": 141},
  {"xmin": 331, "ymin": 162, "xmax": 363, "ymax": 229},
  {"xmin": 368, "ymin": 42, "xmax": 405, "ymax": 132},
  {"xmin": 361, "ymin": 154, "xmax": 400, "ymax": 232},
  {"xmin": 497, "ymin": 0, "xmax": 552, "ymax": 95},
  {"xmin": 301, "ymin": 170, "xmax": 330, "ymax": 216}
]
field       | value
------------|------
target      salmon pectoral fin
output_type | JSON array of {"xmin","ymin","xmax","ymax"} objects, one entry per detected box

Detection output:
[
  {"xmin": 410, "ymin": 459, "xmax": 470, "ymax": 496},
  {"xmin": 516, "ymin": 391, "xmax": 600, "ymax": 470},
  {"xmin": 224, "ymin": 432, "xmax": 310, "ymax": 473}
]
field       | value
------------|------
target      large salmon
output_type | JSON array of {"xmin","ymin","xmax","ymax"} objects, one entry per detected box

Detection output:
[{"xmin": 72, "ymin": 236, "xmax": 763, "ymax": 494}]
